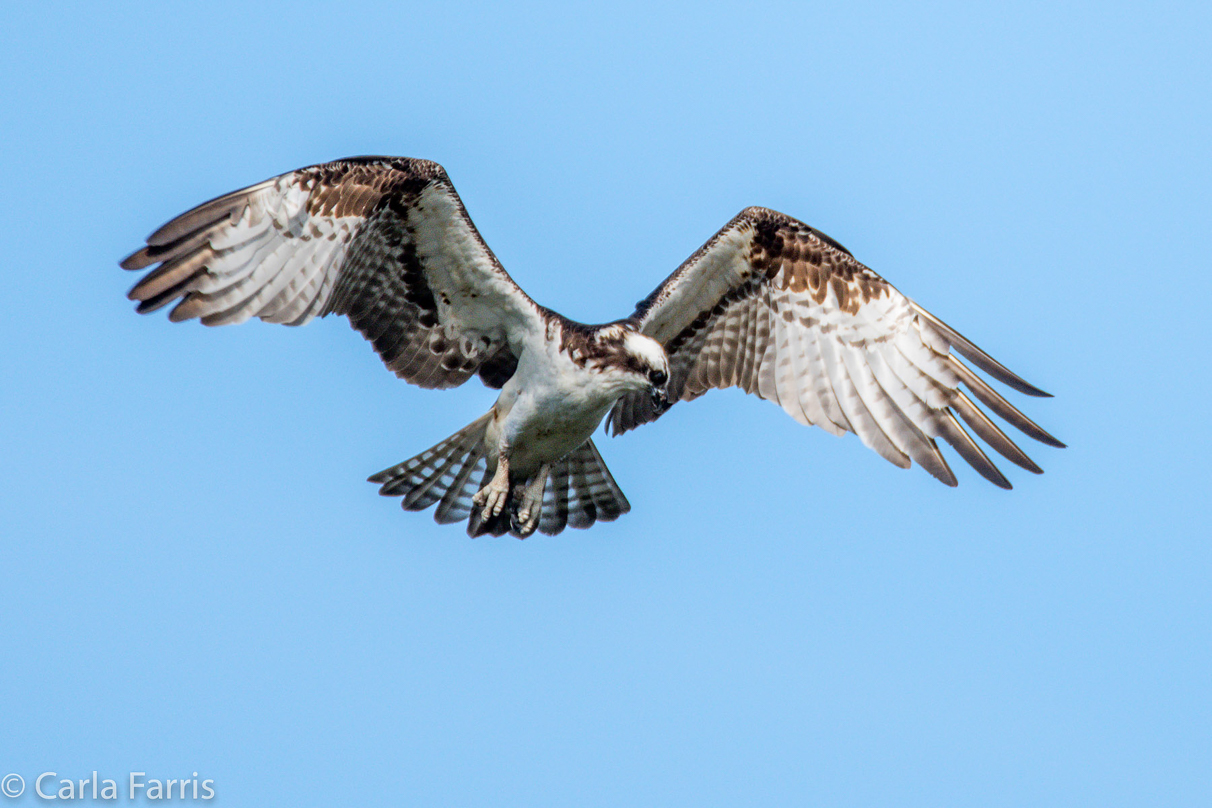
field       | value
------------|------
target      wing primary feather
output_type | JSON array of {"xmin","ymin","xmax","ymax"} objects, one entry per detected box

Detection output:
[
  {"xmin": 201, "ymin": 240, "xmax": 299, "ymax": 325},
  {"xmin": 120, "ymin": 245, "xmax": 160, "ymax": 271},
  {"xmin": 133, "ymin": 281, "xmax": 195, "ymax": 315},
  {"xmin": 911, "ymin": 303, "xmax": 1050, "ymax": 397},
  {"xmin": 126, "ymin": 248, "xmax": 212, "ymax": 302},
  {"xmin": 144, "ymin": 180, "xmax": 273, "ymax": 248},
  {"xmin": 950, "ymin": 390, "xmax": 1043, "ymax": 474},
  {"xmin": 167, "ymin": 236, "xmax": 288, "ymax": 324},
  {"xmin": 145, "ymin": 203, "xmax": 239, "ymax": 250},
  {"xmin": 947, "ymin": 356, "xmax": 1066, "ymax": 447},
  {"xmin": 937, "ymin": 410, "xmax": 1012, "ymax": 489},
  {"xmin": 865, "ymin": 351, "xmax": 958, "ymax": 486},
  {"xmin": 120, "ymin": 224, "xmax": 218, "ymax": 271}
]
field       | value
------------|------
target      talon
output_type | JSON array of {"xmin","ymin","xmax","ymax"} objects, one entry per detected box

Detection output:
[
  {"xmin": 512, "ymin": 509, "xmax": 539, "ymax": 538},
  {"xmin": 476, "ymin": 483, "xmax": 508, "ymax": 520},
  {"xmin": 475, "ymin": 453, "xmax": 512, "ymax": 521},
  {"xmin": 512, "ymin": 464, "xmax": 549, "ymax": 537}
]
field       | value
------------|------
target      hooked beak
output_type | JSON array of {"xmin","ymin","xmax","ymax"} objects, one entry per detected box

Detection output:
[{"xmin": 650, "ymin": 385, "xmax": 669, "ymax": 409}]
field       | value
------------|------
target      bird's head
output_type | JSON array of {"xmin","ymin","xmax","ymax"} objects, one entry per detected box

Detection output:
[{"xmin": 620, "ymin": 330, "xmax": 670, "ymax": 409}]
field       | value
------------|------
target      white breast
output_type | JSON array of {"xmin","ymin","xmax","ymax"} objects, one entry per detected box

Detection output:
[{"xmin": 490, "ymin": 325, "xmax": 632, "ymax": 477}]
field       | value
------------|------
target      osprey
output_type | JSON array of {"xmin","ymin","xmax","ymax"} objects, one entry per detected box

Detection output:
[{"xmin": 121, "ymin": 156, "xmax": 1063, "ymax": 538}]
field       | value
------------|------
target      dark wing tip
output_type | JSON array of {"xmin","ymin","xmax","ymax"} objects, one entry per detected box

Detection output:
[
  {"xmin": 911, "ymin": 302, "xmax": 1055, "ymax": 397},
  {"xmin": 938, "ymin": 412, "xmax": 1014, "ymax": 489},
  {"xmin": 1010, "ymin": 380, "xmax": 1052, "ymax": 398},
  {"xmin": 119, "ymin": 247, "xmax": 154, "ymax": 270}
]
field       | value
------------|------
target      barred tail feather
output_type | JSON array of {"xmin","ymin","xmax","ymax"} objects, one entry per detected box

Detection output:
[
  {"xmin": 537, "ymin": 439, "xmax": 630, "ymax": 536},
  {"xmin": 368, "ymin": 412, "xmax": 493, "ymax": 525}
]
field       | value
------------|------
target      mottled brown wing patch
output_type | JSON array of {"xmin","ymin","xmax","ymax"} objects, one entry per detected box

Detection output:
[
  {"xmin": 747, "ymin": 211, "xmax": 892, "ymax": 314},
  {"xmin": 302, "ymin": 156, "xmax": 444, "ymax": 219}
]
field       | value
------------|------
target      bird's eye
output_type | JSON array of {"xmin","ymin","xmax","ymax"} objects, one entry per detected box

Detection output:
[{"xmin": 650, "ymin": 370, "xmax": 668, "ymax": 386}]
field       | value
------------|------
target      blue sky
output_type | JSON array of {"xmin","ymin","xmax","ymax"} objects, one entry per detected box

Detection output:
[{"xmin": 1, "ymin": 1, "xmax": 1208, "ymax": 805}]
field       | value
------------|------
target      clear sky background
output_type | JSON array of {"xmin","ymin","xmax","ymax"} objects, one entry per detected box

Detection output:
[{"xmin": 1, "ymin": 2, "xmax": 1208, "ymax": 805}]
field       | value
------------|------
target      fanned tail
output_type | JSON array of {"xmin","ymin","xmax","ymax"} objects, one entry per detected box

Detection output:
[
  {"xmin": 465, "ymin": 438, "xmax": 630, "ymax": 538},
  {"xmin": 369, "ymin": 421, "xmax": 630, "ymax": 538}
]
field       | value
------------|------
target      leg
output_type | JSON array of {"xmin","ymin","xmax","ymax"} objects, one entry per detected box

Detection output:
[
  {"xmin": 473, "ymin": 452, "xmax": 511, "ymax": 519},
  {"xmin": 513, "ymin": 464, "xmax": 550, "ymax": 538}
]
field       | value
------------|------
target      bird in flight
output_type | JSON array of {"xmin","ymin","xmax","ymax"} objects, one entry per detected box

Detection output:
[{"xmin": 121, "ymin": 156, "xmax": 1063, "ymax": 538}]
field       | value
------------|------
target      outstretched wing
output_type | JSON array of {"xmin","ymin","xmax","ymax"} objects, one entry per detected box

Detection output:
[
  {"xmin": 121, "ymin": 156, "xmax": 543, "ymax": 389},
  {"xmin": 609, "ymin": 207, "xmax": 1063, "ymax": 488}
]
